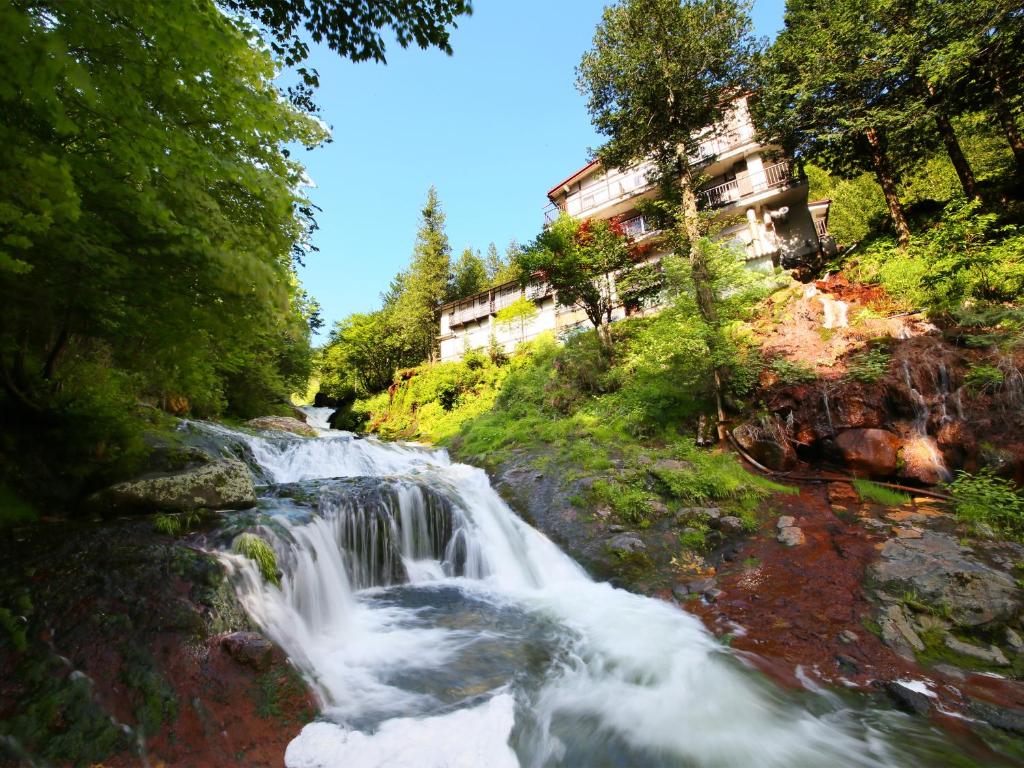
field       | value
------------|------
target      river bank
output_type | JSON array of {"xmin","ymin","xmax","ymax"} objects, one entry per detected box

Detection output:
[{"xmin": 6, "ymin": 417, "xmax": 1024, "ymax": 766}]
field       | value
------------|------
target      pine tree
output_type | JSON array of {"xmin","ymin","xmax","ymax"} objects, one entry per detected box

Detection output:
[
  {"xmin": 394, "ymin": 186, "xmax": 452, "ymax": 362},
  {"xmin": 484, "ymin": 242, "xmax": 504, "ymax": 283},
  {"xmin": 449, "ymin": 247, "xmax": 488, "ymax": 301}
]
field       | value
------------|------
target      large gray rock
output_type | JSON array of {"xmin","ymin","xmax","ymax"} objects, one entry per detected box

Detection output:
[
  {"xmin": 608, "ymin": 534, "xmax": 646, "ymax": 554},
  {"xmin": 246, "ymin": 416, "xmax": 317, "ymax": 437},
  {"xmin": 869, "ymin": 532, "xmax": 1022, "ymax": 628},
  {"xmin": 777, "ymin": 526, "xmax": 806, "ymax": 547},
  {"xmin": 91, "ymin": 459, "xmax": 256, "ymax": 514}
]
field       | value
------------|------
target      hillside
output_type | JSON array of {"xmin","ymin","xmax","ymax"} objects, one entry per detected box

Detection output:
[{"xmin": 349, "ymin": 213, "xmax": 1024, "ymax": 729}]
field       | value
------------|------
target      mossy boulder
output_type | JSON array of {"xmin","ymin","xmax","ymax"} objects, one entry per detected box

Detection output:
[
  {"xmin": 246, "ymin": 416, "xmax": 317, "ymax": 437},
  {"xmin": 89, "ymin": 459, "xmax": 256, "ymax": 514}
]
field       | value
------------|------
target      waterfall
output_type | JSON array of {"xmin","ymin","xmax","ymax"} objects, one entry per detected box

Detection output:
[
  {"xmin": 900, "ymin": 362, "xmax": 952, "ymax": 483},
  {"xmin": 205, "ymin": 420, "xmax": 979, "ymax": 767}
]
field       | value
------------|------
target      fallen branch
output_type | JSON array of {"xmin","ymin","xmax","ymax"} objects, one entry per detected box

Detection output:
[{"xmin": 725, "ymin": 431, "xmax": 954, "ymax": 502}]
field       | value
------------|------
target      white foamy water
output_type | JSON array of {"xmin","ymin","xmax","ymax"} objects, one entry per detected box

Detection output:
[{"xmin": 208, "ymin": 417, "xmax": 981, "ymax": 767}]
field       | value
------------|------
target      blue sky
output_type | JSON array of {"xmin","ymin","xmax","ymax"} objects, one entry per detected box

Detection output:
[{"xmin": 295, "ymin": 0, "xmax": 786, "ymax": 342}]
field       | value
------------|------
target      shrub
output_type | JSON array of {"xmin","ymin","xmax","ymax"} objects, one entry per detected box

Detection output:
[
  {"xmin": 847, "ymin": 200, "xmax": 1024, "ymax": 315},
  {"xmin": 770, "ymin": 358, "xmax": 817, "ymax": 385},
  {"xmin": 963, "ymin": 363, "xmax": 1004, "ymax": 394},
  {"xmin": 946, "ymin": 468, "xmax": 1024, "ymax": 539},
  {"xmin": 846, "ymin": 347, "xmax": 890, "ymax": 383},
  {"xmin": 591, "ymin": 478, "xmax": 657, "ymax": 526}
]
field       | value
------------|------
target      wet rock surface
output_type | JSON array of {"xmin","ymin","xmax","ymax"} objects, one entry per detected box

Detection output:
[
  {"xmin": 0, "ymin": 517, "xmax": 315, "ymax": 767},
  {"xmin": 869, "ymin": 532, "xmax": 1022, "ymax": 628},
  {"xmin": 246, "ymin": 416, "xmax": 317, "ymax": 437},
  {"xmin": 89, "ymin": 458, "xmax": 257, "ymax": 514},
  {"xmin": 834, "ymin": 428, "xmax": 901, "ymax": 476},
  {"xmin": 221, "ymin": 631, "xmax": 275, "ymax": 671}
]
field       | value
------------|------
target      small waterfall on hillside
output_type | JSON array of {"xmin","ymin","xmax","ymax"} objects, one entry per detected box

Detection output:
[
  {"xmin": 199, "ymin": 416, "xmax": 987, "ymax": 767},
  {"xmin": 900, "ymin": 361, "xmax": 952, "ymax": 484}
]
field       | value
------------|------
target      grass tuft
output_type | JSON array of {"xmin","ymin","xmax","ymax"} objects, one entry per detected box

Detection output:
[
  {"xmin": 234, "ymin": 532, "xmax": 280, "ymax": 585},
  {"xmin": 852, "ymin": 478, "xmax": 909, "ymax": 506}
]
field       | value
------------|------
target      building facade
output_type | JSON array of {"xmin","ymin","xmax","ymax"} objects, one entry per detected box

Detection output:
[{"xmin": 439, "ymin": 96, "xmax": 832, "ymax": 362}]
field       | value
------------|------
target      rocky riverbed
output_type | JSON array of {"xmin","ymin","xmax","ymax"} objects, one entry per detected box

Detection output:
[{"xmin": 470, "ymin": 439, "xmax": 1024, "ymax": 756}]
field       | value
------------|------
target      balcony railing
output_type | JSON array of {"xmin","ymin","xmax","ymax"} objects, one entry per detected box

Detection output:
[
  {"xmin": 562, "ymin": 161, "xmax": 656, "ymax": 219},
  {"xmin": 620, "ymin": 214, "xmax": 658, "ymax": 240},
  {"xmin": 689, "ymin": 126, "xmax": 749, "ymax": 163},
  {"xmin": 699, "ymin": 161, "xmax": 795, "ymax": 209},
  {"xmin": 447, "ymin": 282, "xmax": 551, "ymax": 327}
]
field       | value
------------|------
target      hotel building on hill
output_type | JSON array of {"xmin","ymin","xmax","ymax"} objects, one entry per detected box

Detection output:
[{"xmin": 438, "ymin": 96, "xmax": 833, "ymax": 363}]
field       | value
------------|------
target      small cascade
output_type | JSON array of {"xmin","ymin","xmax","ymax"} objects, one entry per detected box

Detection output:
[
  {"xmin": 202, "ymin": 420, "xmax": 985, "ymax": 767},
  {"xmin": 803, "ymin": 285, "xmax": 848, "ymax": 329},
  {"xmin": 820, "ymin": 385, "xmax": 834, "ymax": 434},
  {"xmin": 900, "ymin": 361, "xmax": 952, "ymax": 484},
  {"xmin": 301, "ymin": 406, "xmax": 337, "ymax": 431}
]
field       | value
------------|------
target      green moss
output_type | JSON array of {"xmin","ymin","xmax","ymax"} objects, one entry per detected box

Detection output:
[
  {"xmin": 254, "ymin": 666, "xmax": 312, "ymax": 722},
  {"xmin": 679, "ymin": 526, "xmax": 708, "ymax": 551},
  {"xmin": 0, "ymin": 483, "xmax": 37, "ymax": 528},
  {"xmin": 0, "ymin": 657, "xmax": 130, "ymax": 764}
]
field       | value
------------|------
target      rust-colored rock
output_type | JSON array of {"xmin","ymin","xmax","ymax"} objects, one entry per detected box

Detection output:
[{"xmin": 835, "ymin": 428, "xmax": 901, "ymax": 476}]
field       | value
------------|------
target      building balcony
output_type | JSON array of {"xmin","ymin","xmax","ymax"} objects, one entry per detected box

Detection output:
[
  {"xmin": 620, "ymin": 213, "xmax": 659, "ymax": 241},
  {"xmin": 688, "ymin": 126, "xmax": 752, "ymax": 165},
  {"xmin": 445, "ymin": 281, "xmax": 550, "ymax": 328},
  {"xmin": 699, "ymin": 160, "xmax": 797, "ymax": 210}
]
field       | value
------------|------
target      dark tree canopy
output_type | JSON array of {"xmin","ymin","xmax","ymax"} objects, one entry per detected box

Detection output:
[{"xmin": 224, "ymin": 0, "xmax": 472, "ymax": 69}]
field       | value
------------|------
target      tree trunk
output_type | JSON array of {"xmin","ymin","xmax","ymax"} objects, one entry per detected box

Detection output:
[
  {"xmin": 993, "ymin": 75, "xmax": 1024, "ymax": 175},
  {"xmin": 864, "ymin": 127, "xmax": 911, "ymax": 247},
  {"xmin": 927, "ymin": 89, "xmax": 979, "ymax": 200},
  {"xmin": 679, "ymin": 170, "xmax": 727, "ymax": 442}
]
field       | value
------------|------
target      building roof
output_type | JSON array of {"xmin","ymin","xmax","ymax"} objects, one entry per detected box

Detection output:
[{"xmin": 545, "ymin": 158, "xmax": 600, "ymax": 200}]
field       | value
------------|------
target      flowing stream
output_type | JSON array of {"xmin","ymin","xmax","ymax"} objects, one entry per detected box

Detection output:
[{"xmin": 202, "ymin": 411, "xmax": 989, "ymax": 767}]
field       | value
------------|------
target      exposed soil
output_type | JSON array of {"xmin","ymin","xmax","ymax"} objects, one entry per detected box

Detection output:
[{"xmin": 682, "ymin": 476, "xmax": 1024, "ymax": 764}]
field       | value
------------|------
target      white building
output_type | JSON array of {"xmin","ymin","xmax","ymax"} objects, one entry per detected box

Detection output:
[{"xmin": 438, "ymin": 96, "xmax": 832, "ymax": 362}]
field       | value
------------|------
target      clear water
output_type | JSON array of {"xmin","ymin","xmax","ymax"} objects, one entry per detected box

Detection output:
[{"xmin": 198, "ymin": 416, "xmax": 1001, "ymax": 767}]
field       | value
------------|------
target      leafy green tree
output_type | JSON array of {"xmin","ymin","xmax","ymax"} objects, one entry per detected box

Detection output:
[
  {"xmin": 755, "ymin": 0, "xmax": 934, "ymax": 244},
  {"xmin": 223, "ymin": 0, "xmax": 473, "ymax": 112},
  {"xmin": 0, "ymin": 1, "xmax": 327, "ymax": 423},
  {"xmin": 907, "ymin": 0, "xmax": 1024, "ymax": 176},
  {"xmin": 577, "ymin": 0, "xmax": 755, "ymax": 434},
  {"xmin": 393, "ymin": 186, "xmax": 452, "ymax": 362},
  {"xmin": 519, "ymin": 214, "xmax": 656, "ymax": 348},
  {"xmin": 448, "ymin": 247, "xmax": 488, "ymax": 301},
  {"xmin": 320, "ymin": 311, "xmax": 409, "ymax": 395},
  {"xmin": 805, "ymin": 165, "xmax": 887, "ymax": 245},
  {"xmin": 495, "ymin": 296, "xmax": 538, "ymax": 344}
]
